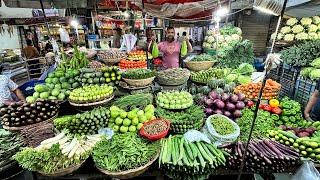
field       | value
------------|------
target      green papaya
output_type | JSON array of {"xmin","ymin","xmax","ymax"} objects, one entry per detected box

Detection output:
[
  {"xmin": 152, "ymin": 43, "xmax": 159, "ymax": 58},
  {"xmin": 181, "ymin": 40, "xmax": 187, "ymax": 56}
]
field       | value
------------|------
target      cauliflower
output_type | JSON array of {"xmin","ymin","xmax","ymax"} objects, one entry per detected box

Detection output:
[
  {"xmin": 280, "ymin": 26, "xmax": 291, "ymax": 34},
  {"xmin": 204, "ymin": 36, "xmax": 209, "ymax": 42},
  {"xmin": 295, "ymin": 32, "xmax": 308, "ymax": 40},
  {"xmin": 308, "ymin": 24, "xmax": 318, "ymax": 32},
  {"xmin": 203, "ymin": 42, "xmax": 211, "ymax": 49},
  {"xmin": 292, "ymin": 25, "xmax": 304, "ymax": 33},
  {"xmin": 207, "ymin": 30, "xmax": 213, "ymax": 36},
  {"xmin": 207, "ymin": 36, "xmax": 215, "ymax": 43},
  {"xmin": 235, "ymin": 27, "xmax": 242, "ymax": 35},
  {"xmin": 231, "ymin": 34, "xmax": 241, "ymax": 41},
  {"xmin": 277, "ymin": 33, "xmax": 284, "ymax": 40},
  {"xmin": 218, "ymin": 36, "xmax": 225, "ymax": 43},
  {"xmin": 212, "ymin": 43, "xmax": 217, "ymax": 49},
  {"xmin": 301, "ymin": 17, "xmax": 313, "ymax": 26},
  {"xmin": 286, "ymin": 18, "xmax": 298, "ymax": 26},
  {"xmin": 283, "ymin": 34, "xmax": 295, "ymax": 41},
  {"xmin": 308, "ymin": 32, "xmax": 318, "ymax": 40},
  {"xmin": 224, "ymin": 35, "xmax": 232, "ymax": 43},
  {"xmin": 221, "ymin": 42, "xmax": 229, "ymax": 48},
  {"xmin": 313, "ymin": 16, "xmax": 320, "ymax": 25}
]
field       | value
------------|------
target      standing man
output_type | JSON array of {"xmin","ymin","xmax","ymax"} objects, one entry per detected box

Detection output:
[
  {"xmin": 304, "ymin": 80, "xmax": 320, "ymax": 121},
  {"xmin": 112, "ymin": 28, "xmax": 122, "ymax": 48},
  {"xmin": 23, "ymin": 39, "xmax": 40, "ymax": 59},
  {"xmin": 0, "ymin": 65, "xmax": 25, "ymax": 107},
  {"xmin": 148, "ymin": 26, "xmax": 192, "ymax": 69},
  {"xmin": 179, "ymin": 31, "xmax": 187, "ymax": 43}
]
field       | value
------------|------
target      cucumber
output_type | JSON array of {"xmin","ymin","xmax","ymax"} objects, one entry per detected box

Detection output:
[
  {"xmin": 281, "ymin": 130, "xmax": 299, "ymax": 140},
  {"xmin": 166, "ymin": 136, "xmax": 172, "ymax": 163},
  {"xmin": 183, "ymin": 141, "xmax": 194, "ymax": 160},
  {"xmin": 80, "ymin": 68, "xmax": 95, "ymax": 73}
]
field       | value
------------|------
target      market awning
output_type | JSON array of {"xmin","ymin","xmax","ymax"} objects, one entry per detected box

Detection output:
[{"xmin": 2, "ymin": 0, "xmax": 96, "ymax": 9}]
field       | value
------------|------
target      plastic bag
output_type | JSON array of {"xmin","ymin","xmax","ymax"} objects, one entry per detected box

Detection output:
[
  {"xmin": 183, "ymin": 130, "xmax": 211, "ymax": 144},
  {"xmin": 201, "ymin": 114, "xmax": 240, "ymax": 146},
  {"xmin": 60, "ymin": 29, "xmax": 70, "ymax": 43},
  {"xmin": 98, "ymin": 128, "xmax": 114, "ymax": 140},
  {"xmin": 292, "ymin": 161, "xmax": 320, "ymax": 180}
]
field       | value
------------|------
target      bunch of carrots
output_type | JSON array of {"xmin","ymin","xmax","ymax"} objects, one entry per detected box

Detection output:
[
  {"xmin": 234, "ymin": 79, "xmax": 281, "ymax": 100},
  {"xmin": 118, "ymin": 59, "xmax": 147, "ymax": 70}
]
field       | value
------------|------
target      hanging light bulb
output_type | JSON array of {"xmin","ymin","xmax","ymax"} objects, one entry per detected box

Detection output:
[
  {"xmin": 216, "ymin": 7, "xmax": 229, "ymax": 17},
  {"xmin": 70, "ymin": 20, "xmax": 78, "ymax": 28},
  {"xmin": 123, "ymin": 11, "xmax": 129, "ymax": 18},
  {"xmin": 253, "ymin": 0, "xmax": 284, "ymax": 16}
]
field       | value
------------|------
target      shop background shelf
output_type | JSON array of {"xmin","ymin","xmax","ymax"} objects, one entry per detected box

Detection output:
[{"xmin": 293, "ymin": 76, "xmax": 317, "ymax": 107}]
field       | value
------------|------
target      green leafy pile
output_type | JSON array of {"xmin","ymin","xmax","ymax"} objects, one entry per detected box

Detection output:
[
  {"xmin": 122, "ymin": 68, "xmax": 156, "ymax": 79},
  {"xmin": 92, "ymin": 132, "xmax": 159, "ymax": 171},
  {"xmin": 190, "ymin": 54, "xmax": 215, "ymax": 62},
  {"xmin": 218, "ymin": 40, "xmax": 255, "ymax": 69},
  {"xmin": 12, "ymin": 143, "xmax": 86, "ymax": 173},
  {"xmin": 113, "ymin": 93, "xmax": 154, "ymax": 109},
  {"xmin": 281, "ymin": 40, "xmax": 320, "ymax": 66},
  {"xmin": 237, "ymin": 108, "xmax": 274, "ymax": 142}
]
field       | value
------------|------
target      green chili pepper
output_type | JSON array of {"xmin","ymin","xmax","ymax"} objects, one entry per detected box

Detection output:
[
  {"xmin": 271, "ymin": 114, "xmax": 279, "ymax": 121},
  {"xmin": 289, "ymin": 116, "xmax": 296, "ymax": 122},
  {"xmin": 280, "ymin": 116, "xmax": 289, "ymax": 122}
]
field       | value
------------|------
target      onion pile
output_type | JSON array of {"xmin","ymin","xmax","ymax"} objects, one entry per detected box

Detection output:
[{"xmin": 201, "ymin": 91, "xmax": 248, "ymax": 120}]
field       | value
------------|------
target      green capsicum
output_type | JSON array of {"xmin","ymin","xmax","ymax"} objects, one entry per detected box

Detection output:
[
  {"xmin": 275, "ymin": 120, "xmax": 283, "ymax": 126},
  {"xmin": 271, "ymin": 114, "xmax": 280, "ymax": 121},
  {"xmin": 291, "ymin": 109, "xmax": 297, "ymax": 115},
  {"xmin": 289, "ymin": 116, "xmax": 296, "ymax": 122},
  {"xmin": 286, "ymin": 122, "xmax": 293, "ymax": 126},
  {"xmin": 295, "ymin": 114, "xmax": 302, "ymax": 121},
  {"xmin": 292, "ymin": 124, "xmax": 298, "ymax": 128},
  {"xmin": 280, "ymin": 116, "xmax": 289, "ymax": 122},
  {"xmin": 282, "ymin": 109, "xmax": 291, "ymax": 116}
]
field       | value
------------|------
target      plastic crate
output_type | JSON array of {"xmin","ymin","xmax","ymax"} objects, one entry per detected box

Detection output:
[
  {"xmin": 18, "ymin": 80, "xmax": 45, "ymax": 96},
  {"xmin": 281, "ymin": 64, "xmax": 301, "ymax": 81},
  {"xmin": 279, "ymin": 79, "xmax": 295, "ymax": 98},
  {"xmin": 293, "ymin": 76, "xmax": 317, "ymax": 107}
]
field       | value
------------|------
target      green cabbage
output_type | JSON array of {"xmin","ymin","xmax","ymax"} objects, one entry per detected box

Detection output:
[
  {"xmin": 310, "ymin": 57, "xmax": 320, "ymax": 68},
  {"xmin": 225, "ymin": 74, "xmax": 238, "ymax": 83},
  {"xmin": 237, "ymin": 75, "xmax": 252, "ymax": 85},
  {"xmin": 310, "ymin": 69, "xmax": 320, "ymax": 80},
  {"xmin": 238, "ymin": 63, "xmax": 255, "ymax": 75},
  {"xmin": 300, "ymin": 67, "xmax": 315, "ymax": 78}
]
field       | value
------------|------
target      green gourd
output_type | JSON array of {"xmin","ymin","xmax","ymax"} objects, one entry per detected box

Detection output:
[
  {"xmin": 181, "ymin": 40, "xmax": 187, "ymax": 56},
  {"xmin": 152, "ymin": 43, "xmax": 159, "ymax": 58}
]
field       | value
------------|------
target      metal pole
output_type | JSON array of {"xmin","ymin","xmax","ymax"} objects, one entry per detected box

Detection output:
[
  {"xmin": 142, "ymin": 0, "xmax": 150, "ymax": 69},
  {"xmin": 39, "ymin": 0, "xmax": 52, "ymax": 38},
  {"xmin": 236, "ymin": 0, "xmax": 289, "ymax": 180}
]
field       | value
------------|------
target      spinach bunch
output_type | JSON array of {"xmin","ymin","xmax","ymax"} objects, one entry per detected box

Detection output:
[{"xmin": 281, "ymin": 40, "xmax": 320, "ymax": 67}]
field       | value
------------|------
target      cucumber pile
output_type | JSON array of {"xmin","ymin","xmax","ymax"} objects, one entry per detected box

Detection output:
[
  {"xmin": 190, "ymin": 68, "xmax": 217, "ymax": 83},
  {"xmin": 69, "ymin": 84, "xmax": 113, "ymax": 103},
  {"xmin": 75, "ymin": 66, "xmax": 121, "ymax": 86},
  {"xmin": 159, "ymin": 135, "xmax": 227, "ymax": 180},
  {"xmin": 54, "ymin": 107, "xmax": 110, "ymax": 135}
]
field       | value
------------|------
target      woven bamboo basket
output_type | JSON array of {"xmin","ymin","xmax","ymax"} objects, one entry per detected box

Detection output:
[
  {"xmin": 122, "ymin": 77, "xmax": 155, "ymax": 87},
  {"xmin": 96, "ymin": 152, "xmax": 159, "ymax": 179},
  {"xmin": 184, "ymin": 61, "xmax": 216, "ymax": 71},
  {"xmin": 37, "ymin": 160, "xmax": 85, "ymax": 177},
  {"xmin": 2, "ymin": 112, "xmax": 58, "ymax": 131}
]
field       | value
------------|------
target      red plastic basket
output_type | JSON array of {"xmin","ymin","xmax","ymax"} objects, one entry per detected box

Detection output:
[{"xmin": 140, "ymin": 118, "xmax": 170, "ymax": 141}]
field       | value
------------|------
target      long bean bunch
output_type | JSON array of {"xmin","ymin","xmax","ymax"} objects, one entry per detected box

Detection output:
[{"xmin": 92, "ymin": 132, "xmax": 159, "ymax": 171}]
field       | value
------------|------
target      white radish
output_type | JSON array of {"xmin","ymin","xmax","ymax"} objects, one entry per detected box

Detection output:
[
  {"xmin": 35, "ymin": 144, "xmax": 44, "ymax": 151},
  {"xmin": 85, "ymin": 141, "xmax": 95, "ymax": 147},
  {"xmin": 41, "ymin": 132, "xmax": 65, "ymax": 145},
  {"xmin": 62, "ymin": 138, "xmax": 78, "ymax": 155},
  {"xmin": 86, "ymin": 135, "xmax": 101, "ymax": 142},
  {"xmin": 58, "ymin": 137, "xmax": 69, "ymax": 145},
  {"xmin": 81, "ymin": 144, "xmax": 91, "ymax": 151},
  {"xmin": 68, "ymin": 142, "xmax": 79, "ymax": 158}
]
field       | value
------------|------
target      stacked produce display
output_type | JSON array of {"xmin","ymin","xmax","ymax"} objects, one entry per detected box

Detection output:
[
  {"xmin": 0, "ymin": 130, "xmax": 24, "ymax": 168},
  {"xmin": 274, "ymin": 16, "xmax": 320, "ymax": 41}
]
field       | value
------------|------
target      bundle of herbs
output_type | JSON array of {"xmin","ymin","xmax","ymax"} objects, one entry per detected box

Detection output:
[
  {"xmin": 190, "ymin": 54, "xmax": 215, "ymax": 62},
  {"xmin": 122, "ymin": 68, "xmax": 156, "ymax": 79},
  {"xmin": 281, "ymin": 40, "xmax": 320, "ymax": 67},
  {"xmin": 0, "ymin": 129, "xmax": 24, "ymax": 167},
  {"xmin": 217, "ymin": 39, "xmax": 254, "ymax": 69}
]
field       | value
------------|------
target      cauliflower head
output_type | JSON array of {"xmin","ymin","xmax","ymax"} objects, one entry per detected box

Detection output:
[
  {"xmin": 313, "ymin": 16, "xmax": 320, "ymax": 25},
  {"xmin": 235, "ymin": 27, "xmax": 242, "ymax": 35},
  {"xmin": 277, "ymin": 33, "xmax": 284, "ymax": 40},
  {"xmin": 207, "ymin": 36, "xmax": 215, "ymax": 43},
  {"xmin": 295, "ymin": 32, "xmax": 308, "ymax": 40},
  {"xmin": 203, "ymin": 42, "xmax": 211, "ymax": 49},
  {"xmin": 283, "ymin": 34, "xmax": 295, "ymax": 41},
  {"xmin": 286, "ymin": 18, "xmax": 298, "ymax": 26},
  {"xmin": 308, "ymin": 24, "xmax": 318, "ymax": 32},
  {"xmin": 224, "ymin": 35, "xmax": 232, "ymax": 43},
  {"xmin": 301, "ymin": 17, "xmax": 313, "ymax": 26},
  {"xmin": 308, "ymin": 32, "xmax": 319, "ymax": 40},
  {"xmin": 280, "ymin": 26, "xmax": 291, "ymax": 34},
  {"xmin": 292, "ymin": 25, "xmax": 304, "ymax": 34},
  {"xmin": 231, "ymin": 34, "xmax": 241, "ymax": 41}
]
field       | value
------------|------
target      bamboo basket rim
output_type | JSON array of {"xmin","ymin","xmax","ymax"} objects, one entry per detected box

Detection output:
[
  {"xmin": 96, "ymin": 151, "xmax": 159, "ymax": 178},
  {"xmin": 119, "ymin": 81, "xmax": 152, "ymax": 90},
  {"xmin": 2, "ymin": 112, "xmax": 58, "ymax": 131},
  {"xmin": 68, "ymin": 94, "xmax": 114, "ymax": 107},
  {"xmin": 36, "ymin": 160, "xmax": 85, "ymax": 177},
  {"xmin": 184, "ymin": 60, "xmax": 216, "ymax": 71},
  {"xmin": 122, "ymin": 77, "xmax": 155, "ymax": 87}
]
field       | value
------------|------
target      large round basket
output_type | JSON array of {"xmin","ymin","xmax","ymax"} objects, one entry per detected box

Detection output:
[
  {"xmin": 96, "ymin": 152, "xmax": 159, "ymax": 179},
  {"xmin": 2, "ymin": 112, "xmax": 58, "ymax": 131},
  {"xmin": 37, "ymin": 160, "xmax": 85, "ymax": 177},
  {"xmin": 69, "ymin": 94, "xmax": 114, "ymax": 107},
  {"xmin": 122, "ymin": 77, "xmax": 155, "ymax": 87},
  {"xmin": 184, "ymin": 61, "xmax": 216, "ymax": 71}
]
